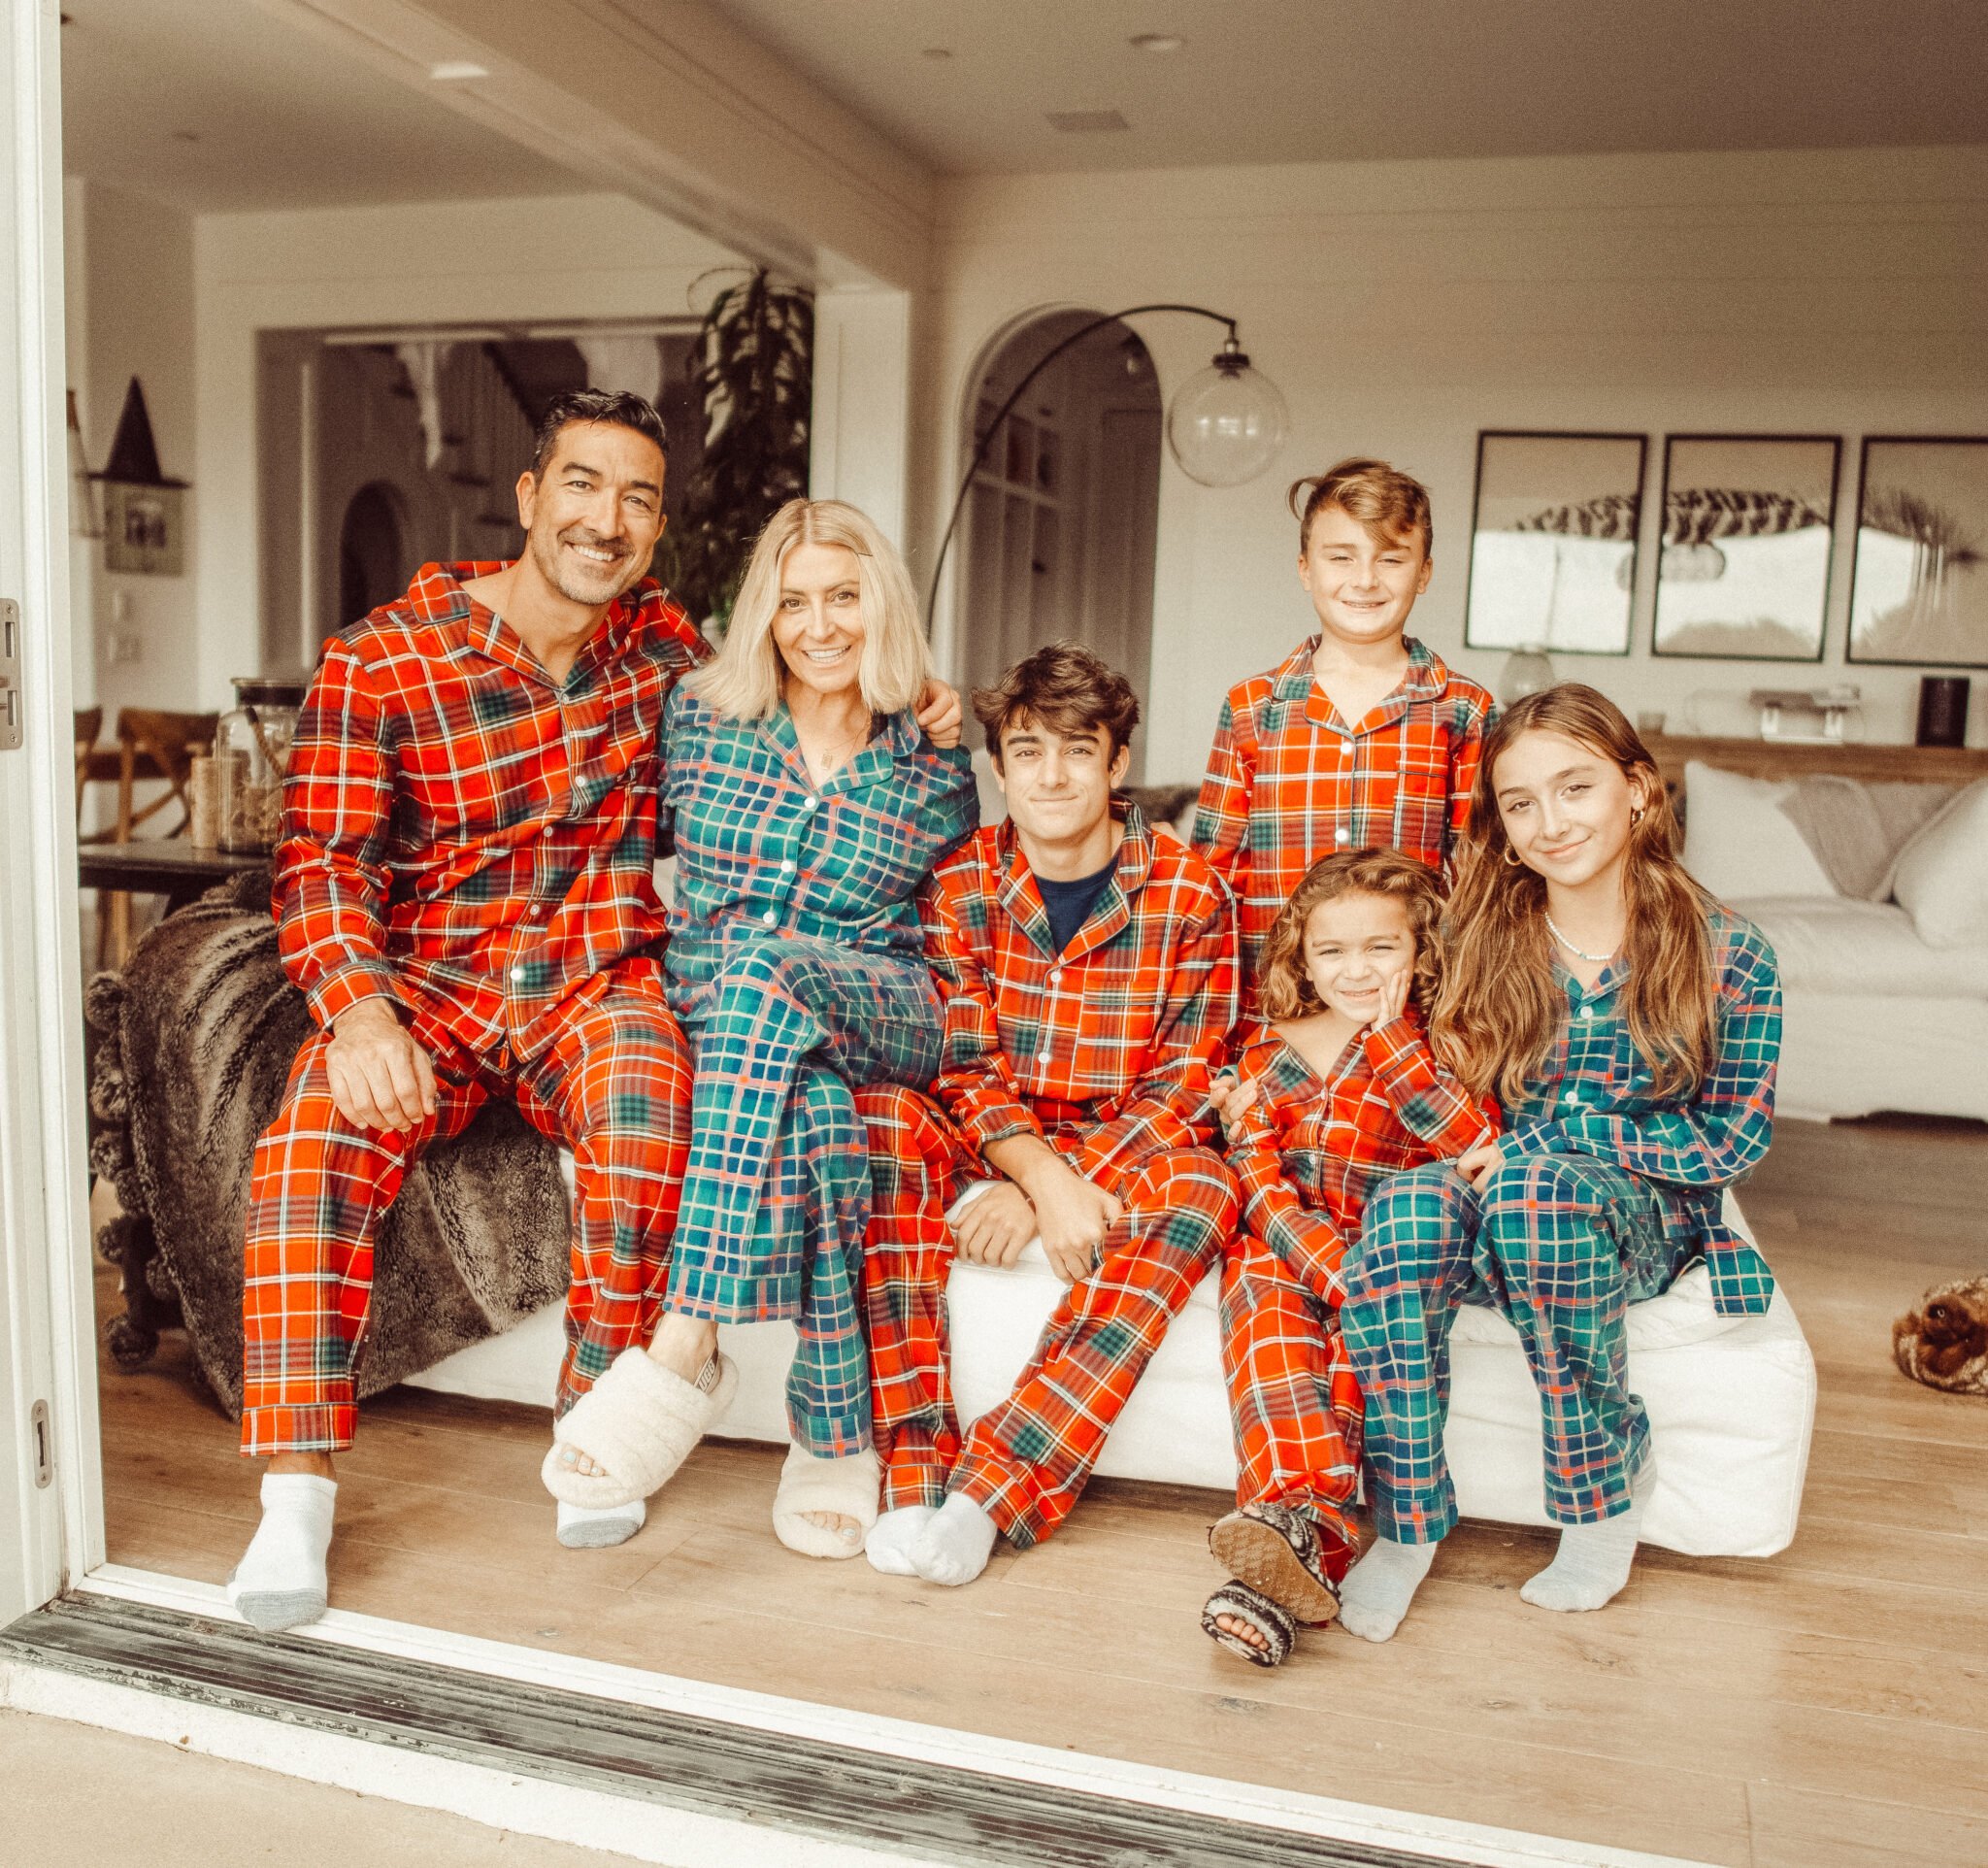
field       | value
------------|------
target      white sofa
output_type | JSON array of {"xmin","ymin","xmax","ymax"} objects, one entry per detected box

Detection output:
[
  {"xmin": 1680, "ymin": 762, "xmax": 1988, "ymax": 1123},
  {"xmin": 412, "ymin": 1188, "xmax": 1814, "ymax": 1560}
]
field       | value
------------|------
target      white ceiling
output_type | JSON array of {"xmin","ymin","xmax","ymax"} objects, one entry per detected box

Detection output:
[
  {"xmin": 702, "ymin": 0, "xmax": 1988, "ymax": 176},
  {"xmin": 59, "ymin": 0, "xmax": 584, "ymax": 213}
]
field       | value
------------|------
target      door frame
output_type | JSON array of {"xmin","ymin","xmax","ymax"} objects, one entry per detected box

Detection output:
[{"xmin": 0, "ymin": 0, "xmax": 102, "ymax": 1627}]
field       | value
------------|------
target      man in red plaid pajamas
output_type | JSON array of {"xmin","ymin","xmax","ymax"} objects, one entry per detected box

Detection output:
[
  {"xmin": 856, "ymin": 645, "xmax": 1241, "ymax": 1586},
  {"xmin": 1189, "ymin": 457, "xmax": 1494, "ymax": 987},
  {"xmin": 228, "ymin": 390, "xmax": 709, "ymax": 1633}
]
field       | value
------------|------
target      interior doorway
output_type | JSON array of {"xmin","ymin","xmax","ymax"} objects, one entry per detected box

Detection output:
[
  {"xmin": 335, "ymin": 480, "xmax": 408, "ymax": 628},
  {"xmin": 958, "ymin": 311, "xmax": 1162, "ymax": 780}
]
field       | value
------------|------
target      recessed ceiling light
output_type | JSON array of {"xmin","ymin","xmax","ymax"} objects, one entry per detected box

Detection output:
[
  {"xmin": 920, "ymin": 47, "xmax": 953, "ymax": 60},
  {"xmin": 428, "ymin": 59, "xmax": 489, "ymax": 82},
  {"xmin": 1129, "ymin": 33, "xmax": 1184, "ymax": 52}
]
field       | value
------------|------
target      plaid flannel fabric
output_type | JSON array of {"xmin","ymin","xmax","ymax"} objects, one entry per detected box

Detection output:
[
  {"xmin": 1226, "ymin": 1015, "xmax": 1496, "ymax": 1302},
  {"xmin": 1219, "ymin": 1014, "xmax": 1494, "ymax": 1550},
  {"xmin": 920, "ymin": 803, "xmax": 1241, "ymax": 1182},
  {"xmin": 275, "ymin": 561, "xmax": 712, "ymax": 1060},
  {"xmin": 858, "ymin": 807, "xmax": 1242, "ymax": 1544},
  {"xmin": 1341, "ymin": 906, "xmax": 1783, "ymax": 1539},
  {"xmin": 1499, "ymin": 905, "xmax": 1782, "ymax": 1315},
  {"xmin": 241, "ymin": 957, "xmax": 691, "ymax": 1455},
  {"xmin": 1189, "ymin": 635, "xmax": 1493, "ymax": 979},
  {"xmin": 660, "ymin": 686, "xmax": 978, "ymax": 1454}
]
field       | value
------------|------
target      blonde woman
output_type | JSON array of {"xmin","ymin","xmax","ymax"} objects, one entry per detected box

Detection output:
[{"xmin": 544, "ymin": 499, "xmax": 977, "ymax": 1558}]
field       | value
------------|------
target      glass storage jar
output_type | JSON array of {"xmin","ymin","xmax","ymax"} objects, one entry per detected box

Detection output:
[{"xmin": 214, "ymin": 677, "xmax": 306, "ymax": 853}]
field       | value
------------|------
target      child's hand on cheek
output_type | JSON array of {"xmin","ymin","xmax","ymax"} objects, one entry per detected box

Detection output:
[{"xmin": 1373, "ymin": 963, "xmax": 1414, "ymax": 1028}]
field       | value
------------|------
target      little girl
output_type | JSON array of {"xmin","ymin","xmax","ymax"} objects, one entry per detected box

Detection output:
[
  {"xmin": 1336, "ymin": 684, "xmax": 1781, "ymax": 1643},
  {"xmin": 1203, "ymin": 848, "xmax": 1493, "ymax": 1667}
]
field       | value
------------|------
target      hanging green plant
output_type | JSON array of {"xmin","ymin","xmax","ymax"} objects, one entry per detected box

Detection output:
[{"xmin": 658, "ymin": 267, "xmax": 813, "ymax": 631}]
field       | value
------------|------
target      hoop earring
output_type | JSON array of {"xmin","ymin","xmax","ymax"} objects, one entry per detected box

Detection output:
[{"xmin": 1502, "ymin": 846, "xmax": 1522, "ymax": 867}]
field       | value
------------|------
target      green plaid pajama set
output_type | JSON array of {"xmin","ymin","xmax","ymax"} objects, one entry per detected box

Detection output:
[
  {"xmin": 1341, "ymin": 907, "xmax": 1781, "ymax": 1543},
  {"xmin": 659, "ymin": 684, "xmax": 978, "ymax": 1455}
]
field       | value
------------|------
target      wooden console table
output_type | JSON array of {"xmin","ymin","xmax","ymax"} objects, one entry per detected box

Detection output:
[
  {"xmin": 77, "ymin": 841, "xmax": 269, "ymax": 922},
  {"xmin": 1642, "ymin": 733, "xmax": 1988, "ymax": 792}
]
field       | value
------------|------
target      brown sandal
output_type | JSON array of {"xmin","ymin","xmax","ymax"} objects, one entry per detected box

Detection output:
[{"xmin": 1208, "ymin": 1502, "xmax": 1342, "ymax": 1625}]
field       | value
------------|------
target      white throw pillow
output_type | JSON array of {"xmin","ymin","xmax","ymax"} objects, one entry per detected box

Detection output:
[
  {"xmin": 1892, "ymin": 779, "xmax": 1988, "ymax": 949},
  {"xmin": 1680, "ymin": 761, "xmax": 1837, "ymax": 903}
]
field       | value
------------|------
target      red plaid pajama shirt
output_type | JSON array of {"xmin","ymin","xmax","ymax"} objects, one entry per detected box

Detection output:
[
  {"xmin": 1222, "ymin": 1013, "xmax": 1493, "ymax": 1571},
  {"xmin": 857, "ymin": 803, "xmax": 1241, "ymax": 1546},
  {"xmin": 1189, "ymin": 635, "xmax": 1494, "ymax": 984},
  {"xmin": 241, "ymin": 562, "xmax": 711, "ymax": 1455}
]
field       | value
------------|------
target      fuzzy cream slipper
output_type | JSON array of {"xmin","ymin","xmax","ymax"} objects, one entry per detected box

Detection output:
[
  {"xmin": 542, "ymin": 1349, "xmax": 737, "ymax": 1509},
  {"xmin": 771, "ymin": 1443, "xmax": 880, "ymax": 1559}
]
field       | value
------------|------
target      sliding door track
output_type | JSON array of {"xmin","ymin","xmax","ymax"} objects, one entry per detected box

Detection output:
[{"xmin": 4, "ymin": 1591, "xmax": 1477, "ymax": 1867}]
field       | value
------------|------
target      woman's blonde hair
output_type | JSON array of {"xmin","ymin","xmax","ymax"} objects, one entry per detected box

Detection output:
[
  {"xmin": 1256, "ymin": 848, "xmax": 1446, "ymax": 1022},
  {"xmin": 685, "ymin": 498, "xmax": 934, "ymax": 720},
  {"xmin": 1433, "ymin": 684, "xmax": 1717, "ymax": 1108}
]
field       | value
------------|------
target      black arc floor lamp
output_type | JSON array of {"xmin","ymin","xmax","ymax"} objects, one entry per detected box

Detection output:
[{"xmin": 924, "ymin": 304, "xmax": 1288, "ymax": 627}]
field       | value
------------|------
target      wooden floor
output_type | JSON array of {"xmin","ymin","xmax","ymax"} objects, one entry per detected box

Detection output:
[{"xmin": 94, "ymin": 1116, "xmax": 1988, "ymax": 1868}]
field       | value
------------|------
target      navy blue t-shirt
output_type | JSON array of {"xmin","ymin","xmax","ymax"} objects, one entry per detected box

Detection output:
[{"xmin": 1036, "ymin": 853, "xmax": 1119, "ymax": 953}]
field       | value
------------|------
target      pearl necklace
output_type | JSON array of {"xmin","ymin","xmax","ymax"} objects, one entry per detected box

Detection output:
[{"xmin": 1544, "ymin": 911, "xmax": 1618, "ymax": 965}]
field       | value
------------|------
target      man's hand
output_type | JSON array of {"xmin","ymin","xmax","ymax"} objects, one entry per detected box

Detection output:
[
  {"xmin": 325, "ymin": 997, "xmax": 437, "ymax": 1133},
  {"xmin": 1456, "ymin": 1136, "xmax": 1506, "ymax": 1191},
  {"xmin": 1024, "ymin": 1158, "xmax": 1124, "ymax": 1284},
  {"xmin": 952, "ymin": 1182, "xmax": 1036, "ymax": 1267},
  {"xmin": 915, "ymin": 679, "xmax": 965, "ymax": 750}
]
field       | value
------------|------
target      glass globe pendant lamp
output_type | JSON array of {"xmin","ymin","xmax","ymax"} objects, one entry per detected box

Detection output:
[{"xmin": 1166, "ymin": 335, "xmax": 1290, "ymax": 488}]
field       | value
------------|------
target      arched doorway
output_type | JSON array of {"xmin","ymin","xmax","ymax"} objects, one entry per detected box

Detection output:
[
  {"xmin": 336, "ymin": 480, "xmax": 409, "ymax": 635},
  {"xmin": 958, "ymin": 310, "xmax": 1163, "ymax": 780}
]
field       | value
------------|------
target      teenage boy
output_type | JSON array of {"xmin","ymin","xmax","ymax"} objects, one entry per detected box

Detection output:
[
  {"xmin": 856, "ymin": 644, "xmax": 1241, "ymax": 1586},
  {"xmin": 1191, "ymin": 456, "xmax": 1496, "ymax": 984}
]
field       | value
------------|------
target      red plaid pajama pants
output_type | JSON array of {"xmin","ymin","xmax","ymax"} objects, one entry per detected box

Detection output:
[
  {"xmin": 856, "ymin": 1084, "xmax": 1236, "ymax": 1548},
  {"xmin": 240, "ymin": 960, "xmax": 692, "ymax": 1456},
  {"xmin": 1219, "ymin": 1233, "xmax": 1363, "ymax": 1579}
]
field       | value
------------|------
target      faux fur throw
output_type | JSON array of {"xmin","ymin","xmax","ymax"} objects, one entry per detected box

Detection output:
[
  {"xmin": 1892, "ymin": 1277, "xmax": 1988, "ymax": 1397},
  {"xmin": 86, "ymin": 873, "xmax": 572, "ymax": 1417}
]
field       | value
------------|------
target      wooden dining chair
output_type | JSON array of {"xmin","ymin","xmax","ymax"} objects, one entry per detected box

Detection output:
[
  {"xmin": 73, "ymin": 706, "xmax": 103, "ymax": 826},
  {"xmin": 97, "ymin": 707, "xmax": 219, "ymax": 966}
]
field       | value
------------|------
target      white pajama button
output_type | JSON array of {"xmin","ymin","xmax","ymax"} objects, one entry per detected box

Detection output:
[
  {"xmin": 1578, "ymin": 1005, "xmax": 1595, "ymax": 1019},
  {"xmin": 1335, "ymin": 827, "xmax": 1351, "ymax": 845},
  {"xmin": 801, "ymin": 798, "xmax": 817, "ymax": 813},
  {"xmin": 762, "ymin": 910, "xmax": 777, "ymax": 925},
  {"xmin": 781, "ymin": 859, "xmax": 795, "ymax": 873}
]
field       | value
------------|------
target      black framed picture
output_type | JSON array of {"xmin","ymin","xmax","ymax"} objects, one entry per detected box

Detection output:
[
  {"xmin": 1462, "ymin": 430, "xmax": 1645, "ymax": 656},
  {"xmin": 1847, "ymin": 436, "xmax": 1988, "ymax": 668},
  {"xmin": 1651, "ymin": 434, "xmax": 1839, "ymax": 661}
]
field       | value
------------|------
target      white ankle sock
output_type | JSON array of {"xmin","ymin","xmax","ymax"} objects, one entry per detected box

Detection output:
[
  {"xmin": 865, "ymin": 1504, "xmax": 937, "ymax": 1577},
  {"xmin": 556, "ymin": 1497, "xmax": 646, "ymax": 1550},
  {"xmin": 1337, "ymin": 1535, "xmax": 1438, "ymax": 1643},
  {"xmin": 228, "ymin": 1473, "xmax": 337, "ymax": 1633},
  {"xmin": 1522, "ymin": 1458, "xmax": 1654, "ymax": 1613},
  {"xmin": 911, "ymin": 1493, "xmax": 998, "ymax": 1586}
]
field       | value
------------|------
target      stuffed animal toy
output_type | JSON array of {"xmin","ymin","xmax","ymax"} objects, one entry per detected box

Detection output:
[{"xmin": 1892, "ymin": 1277, "xmax": 1988, "ymax": 1396}]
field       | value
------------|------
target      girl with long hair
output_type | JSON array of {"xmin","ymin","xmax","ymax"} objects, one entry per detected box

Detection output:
[
  {"xmin": 1336, "ymin": 684, "xmax": 1781, "ymax": 1642},
  {"xmin": 1203, "ymin": 848, "xmax": 1494, "ymax": 1667}
]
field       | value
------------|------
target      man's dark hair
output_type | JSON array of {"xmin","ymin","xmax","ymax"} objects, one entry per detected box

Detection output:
[
  {"xmin": 529, "ymin": 388, "xmax": 668, "ymax": 480},
  {"xmin": 973, "ymin": 641, "xmax": 1141, "ymax": 766}
]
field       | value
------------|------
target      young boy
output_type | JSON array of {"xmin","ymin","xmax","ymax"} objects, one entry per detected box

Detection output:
[
  {"xmin": 856, "ymin": 643, "xmax": 1240, "ymax": 1586},
  {"xmin": 1191, "ymin": 457, "xmax": 1496, "ymax": 985}
]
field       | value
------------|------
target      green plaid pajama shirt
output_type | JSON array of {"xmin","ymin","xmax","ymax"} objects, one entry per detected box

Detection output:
[
  {"xmin": 660, "ymin": 685, "xmax": 977, "ymax": 1455},
  {"xmin": 1341, "ymin": 906, "xmax": 1781, "ymax": 1542}
]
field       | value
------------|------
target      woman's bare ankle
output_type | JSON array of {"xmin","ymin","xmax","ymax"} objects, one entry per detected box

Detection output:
[{"xmin": 645, "ymin": 1312, "xmax": 719, "ymax": 1384}]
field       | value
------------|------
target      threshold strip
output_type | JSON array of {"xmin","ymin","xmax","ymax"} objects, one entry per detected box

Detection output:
[{"xmin": 4, "ymin": 1591, "xmax": 1479, "ymax": 1868}]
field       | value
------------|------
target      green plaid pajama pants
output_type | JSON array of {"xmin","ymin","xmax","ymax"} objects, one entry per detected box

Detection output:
[
  {"xmin": 1341, "ymin": 1153, "xmax": 1697, "ymax": 1543},
  {"xmin": 665, "ymin": 932, "xmax": 944, "ymax": 1455}
]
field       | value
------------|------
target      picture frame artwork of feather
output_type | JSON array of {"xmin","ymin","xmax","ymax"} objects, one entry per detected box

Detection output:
[
  {"xmin": 1463, "ymin": 431, "xmax": 1645, "ymax": 656},
  {"xmin": 1652, "ymin": 434, "xmax": 1840, "ymax": 661},
  {"xmin": 1848, "ymin": 436, "xmax": 1988, "ymax": 669}
]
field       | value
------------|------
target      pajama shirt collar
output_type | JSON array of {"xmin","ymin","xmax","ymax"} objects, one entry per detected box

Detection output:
[
  {"xmin": 992, "ymin": 800, "xmax": 1159, "ymax": 963},
  {"xmin": 1268, "ymin": 633, "xmax": 1456, "ymax": 732}
]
